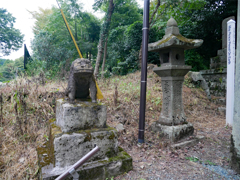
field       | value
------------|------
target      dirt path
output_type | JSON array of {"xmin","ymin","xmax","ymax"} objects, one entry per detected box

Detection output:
[{"xmin": 111, "ymin": 126, "xmax": 239, "ymax": 180}]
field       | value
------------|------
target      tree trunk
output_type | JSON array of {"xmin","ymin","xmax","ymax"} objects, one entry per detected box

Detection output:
[
  {"xmin": 75, "ymin": 19, "xmax": 78, "ymax": 41},
  {"xmin": 94, "ymin": 0, "xmax": 115, "ymax": 78},
  {"xmin": 138, "ymin": 0, "xmax": 161, "ymax": 68},
  {"xmin": 101, "ymin": 38, "xmax": 108, "ymax": 79},
  {"xmin": 89, "ymin": 51, "xmax": 91, "ymax": 60}
]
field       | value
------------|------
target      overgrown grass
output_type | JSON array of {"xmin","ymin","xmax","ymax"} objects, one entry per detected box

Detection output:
[
  {"xmin": 98, "ymin": 70, "xmax": 225, "ymax": 148},
  {"xmin": 0, "ymin": 75, "xmax": 66, "ymax": 179}
]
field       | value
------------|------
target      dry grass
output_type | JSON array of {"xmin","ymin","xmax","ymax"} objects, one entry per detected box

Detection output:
[
  {"xmin": 0, "ymin": 70, "xmax": 226, "ymax": 179},
  {"xmin": 98, "ymin": 70, "xmax": 225, "ymax": 147},
  {"xmin": 0, "ymin": 76, "xmax": 66, "ymax": 179}
]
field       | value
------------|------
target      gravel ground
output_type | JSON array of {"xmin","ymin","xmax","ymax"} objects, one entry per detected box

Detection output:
[
  {"xmin": 114, "ymin": 126, "xmax": 240, "ymax": 180},
  {"xmin": 202, "ymin": 164, "xmax": 240, "ymax": 180},
  {"xmin": 115, "ymin": 156, "xmax": 240, "ymax": 180}
]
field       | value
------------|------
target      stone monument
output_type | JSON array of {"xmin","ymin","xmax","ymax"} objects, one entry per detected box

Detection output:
[
  {"xmin": 66, "ymin": 58, "xmax": 97, "ymax": 103},
  {"xmin": 37, "ymin": 58, "xmax": 132, "ymax": 179},
  {"xmin": 200, "ymin": 16, "xmax": 235, "ymax": 97},
  {"xmin": 149, "ymin": 18, "xmax": 203, "ymax": 142}
]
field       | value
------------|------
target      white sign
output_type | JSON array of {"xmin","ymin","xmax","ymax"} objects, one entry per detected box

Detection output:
[{"xmin": 226, "ymin": 19, "xmax": 236, "ymax": 126}]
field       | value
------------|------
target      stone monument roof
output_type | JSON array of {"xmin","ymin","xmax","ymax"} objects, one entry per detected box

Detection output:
[
  {"xmin": 148, "ymin": 18, "xmax": 203, "ymax": 52},
  {"xmin": 167, "ymin": 17, "xmax": 178, "ymax": 27}
]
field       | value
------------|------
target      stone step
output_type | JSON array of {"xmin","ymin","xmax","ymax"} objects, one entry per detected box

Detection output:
[
  {"xmin": 170, "ymin": 135, "xmax": 205, "ymax": 149},
  {"xmin": 41, "ymin": 147, "xmax": 132, "ymax": 180},
  {"xmin": 38, "ymin": 123, "xmax": 119, "ymax": 169}
]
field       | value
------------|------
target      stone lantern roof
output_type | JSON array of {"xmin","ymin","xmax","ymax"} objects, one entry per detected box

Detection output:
[{"xmin": 148, "ymin": 17, "xmax": 203, "ymax": 51}]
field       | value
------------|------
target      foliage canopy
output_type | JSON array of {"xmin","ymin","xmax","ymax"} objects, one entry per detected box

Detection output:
[{"xmin": 0, "ymin": 8, "xmax": 24, "ymax": 57}]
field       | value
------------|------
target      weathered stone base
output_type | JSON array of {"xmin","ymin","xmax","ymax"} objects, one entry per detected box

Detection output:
[
  {"xmin": 56, "ymin": 99, "xmax": 107, "ymax": 132},
  {"xmin": 38, "ymin": 122, "xmax": 119, "ymax": 168},
  {"xmin": 41, "ymin": 147, "xmax": 132, "ymax": 180},
  {"xmin": 151, "ymin": 122, "xmax": 194, "ymax": 142},
  {"xmin": 38, "ymin": 100, "xmax": 132, "ymax": 179},
  {"xmin": 230, "ymin": 135, "xmax": 240, "ymax": 174},
  {"xmin": 38, "ymin": 119, "xmax": 132, "ymax": 179},
  {"xmin": 53, "ymin": 129, "xmax": 119, "ymax": 167}
]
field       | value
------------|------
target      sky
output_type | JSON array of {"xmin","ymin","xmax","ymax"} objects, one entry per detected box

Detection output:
[{"xmin": 1, "ymin": 0, "xmax": 143, "ymax": 60}]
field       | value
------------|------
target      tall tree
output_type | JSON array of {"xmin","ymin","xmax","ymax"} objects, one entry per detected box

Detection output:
[
  {"xmin": 28, "ymin": 8, "xmax": 53, "ymax": 35},
  {"xmin": 0, "ymin": 8, "xmax": 24, "ymax": 57},
  {"xmin": 101, "ymin": 37, "xmax": 108, "ymax": 78},
  {"xmin": 94, "ymin": 0, "xmax": 115, "ymax": 78},
  {"xmin": 100, "ymin": 0, "xmax": 142, "ymax": 77}
]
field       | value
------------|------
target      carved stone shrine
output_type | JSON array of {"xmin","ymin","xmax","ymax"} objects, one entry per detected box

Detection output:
[
  {"xmin": 149, "ymin": 18, "xmax": 203, "ymax": 142},
  {"xmin": 37, "ymin": 59, "xmax": 132, "ymax": 180}
]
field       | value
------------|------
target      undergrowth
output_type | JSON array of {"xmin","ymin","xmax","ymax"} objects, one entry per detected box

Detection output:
[{"xmin": 0, "ymin": 76, "xmax": 66, "ymax": 179}]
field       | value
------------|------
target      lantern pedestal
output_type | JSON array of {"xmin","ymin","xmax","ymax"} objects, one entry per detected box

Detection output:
[{"xmin": 151, "ymin": 122, "xmax": 194, "ymax": 142}]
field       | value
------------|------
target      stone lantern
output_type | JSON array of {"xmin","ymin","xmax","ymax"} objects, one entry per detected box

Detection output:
[{"xmin": 149, "ymin": 18, "xmax": 203, "ymax": 142}]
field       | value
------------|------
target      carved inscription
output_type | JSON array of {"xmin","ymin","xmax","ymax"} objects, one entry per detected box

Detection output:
[
  {"xmin": 172, "ymin": 80, "xmax": 185, "ymax": 124},
  {"xmin": 162, "ymin": 80, "xmax": 171, "ymax": 117}
]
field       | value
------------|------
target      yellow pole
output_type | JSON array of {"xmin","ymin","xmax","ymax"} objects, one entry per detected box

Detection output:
[
  {"xmin": 60, "ymin": 9, "xmax": 83, "ymax": 59},
  {"xmin": 56, "ymin": 1, "xmax": 103, "ymax": 100}
]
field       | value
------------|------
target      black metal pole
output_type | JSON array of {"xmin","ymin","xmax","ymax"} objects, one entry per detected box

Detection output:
[{"xmin": 138, "ymin": 0, "xmax": 149, "ymax": 144}]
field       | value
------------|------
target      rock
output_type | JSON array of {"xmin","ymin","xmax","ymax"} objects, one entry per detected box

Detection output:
[
  {"xmin": 217, "ymin": 98, "xmax": 226, "ymax": 105},
  {"xmin": 187, "ymin": 71, "xmax": 211, "ymax": 99},
  {"xmin": 218, "ymin": 107, "xmax": 226, "ymax": 115},
  {"xmin": 19, "ymin": 157, "xmax": 25, "ymax": 163},
  {"xmin": 116, "ymin": 124, "xmax": 125, "ymax": 132},
  {"xmin": 171, "ymin": 135, "xmax": 205, "ymax": 149}
]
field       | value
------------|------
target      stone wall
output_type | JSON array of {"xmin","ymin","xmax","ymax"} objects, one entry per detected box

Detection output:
[
  {"xmin": 199, "ymin": 17, "xmax": 235, "ymax": 97},
  {"xmin": 200, "ymin": 69, "xmax": 227, "ymax": 97}
]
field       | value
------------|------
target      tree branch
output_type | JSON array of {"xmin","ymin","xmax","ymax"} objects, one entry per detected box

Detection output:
[{"xmin": 149, "ymin": 0, "xmax": 161, "ymax": 27}]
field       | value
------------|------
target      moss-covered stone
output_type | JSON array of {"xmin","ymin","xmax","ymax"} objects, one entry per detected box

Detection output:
[
  {"xmin": 96, "ymin": 135, "xmax": 104, "ymax": 140},
  {"xmin": 37, "ymin": 128, "xmax": 55, "ymax": 168},
  {"xmin": 37, "ymin": 119, "xmax": 59, "ymax": 169},
  {"xmin": 105, "ymin": 147, "xmax": 117, "ymax": 158},
  {"xmin": 40, "ymin": 147, "xmax": 132, "ymax": 180},
  {"xmin": 156, "ymin": 34, "xmax": 196, "ymax": 46},
  {"xmin": 84, "ymin": 132, "xmax": 92, "ymax": 142},
  {"xmin": 37, "ymin": 123, "xmax": 116, "ymax": 171},
  {"xmin": 108, "ymin": 131, "xmax": 116, "ymax": 140}
]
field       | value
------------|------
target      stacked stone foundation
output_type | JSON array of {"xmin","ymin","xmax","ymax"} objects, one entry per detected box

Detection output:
[{"xmin": 38, "ymin": 99, "xmax": 132, "ymax": 180}]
